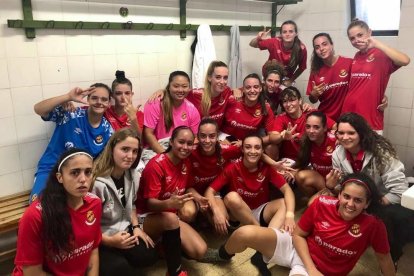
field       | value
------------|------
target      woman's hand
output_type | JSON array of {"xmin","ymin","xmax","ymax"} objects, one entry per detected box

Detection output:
[
  {"xmin": 212, "ymin": 211, "xmax": 230, "ymax": 235},
  {"xmin": 109, "ymin": 231, "xmax": 137, "ymax": 249},
  {"xmin": 325, "ymin": 169, "xmax": 342, "ymax": 190},
  {"xmin": 257, "ymin": 27, "xmax": 271, "ymax": 41},
  {"xmin": 281, "ymin": 123, "xmax": 299, "ymax": 141},
  {"xmin": 168, "ymin": 190, "xmax": 194, "ymax": 210},
  {"xmin": 68, "ymin": 87, "xmax": 95, "ymax": 105},
  {"xmin": 310, "ymin": 81, "xmax": 326, "ymax": 100},
  {"xmin": 194, "ymin": 195, "xmax": 209, "ymax": 211},
  {"xmin": 148, "ymin": 89, "xmax": 165, "ymax": 102},
  {"xmin": 283, "ymin": 217, "xmax": 296, "ymax": 234},
  {"xmin": 132, "ymin": 227, "xmax": 155, "ymax": 248}
]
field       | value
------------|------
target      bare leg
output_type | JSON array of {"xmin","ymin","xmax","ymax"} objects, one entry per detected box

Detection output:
[
  {"xmin": 143, "ymin": 212, "xmax": 180, "ymax": 239},
  {"xmin": 224, "ymin": 192, "xmax": 259, "ymax": 226},
  {"xmin": 262, "ymin": 198, "xmax": 286, "ymax": 229},
  {"xmin": 295, "ymin": 170, "xmax": 325, "ymax": 197},
  {"xmin": 179, "ymin": 220, "xmax": 207, "ymax": 260},
  {"xmin": 178, "ymin": 200, "xmax": 198, "ymax": 223}
]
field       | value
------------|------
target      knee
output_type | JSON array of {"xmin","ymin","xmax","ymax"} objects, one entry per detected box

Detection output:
[
  {"xmin": 232, "ymin": 225, "xmax": 257, "ymax": 241},
  {"xmin": 295, "ymin": 170, "xmax": 307, "ymax": 185},
  {"xmin": 193, "ymin": 242, "xmax": 208, "ymax": 260},
  {"xmin": 224, "ymin": 192, "xmax": 244, "ymax": 210},
  {"xmin": 159, "ymin": 212, "xmax": 180, "ymax": 230},
  {"xmin": 178, "ymin": 204, "xmax": 197, "ymax": 223}
]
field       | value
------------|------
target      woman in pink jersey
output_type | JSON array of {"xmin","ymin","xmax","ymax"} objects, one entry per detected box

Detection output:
[
  {"xmin": 208, "ymin": 173, "xmax": 395, "ymax": 276},
  {"xmin": 136, "ymin": 126, "xmax": 206, "ymax": 276},
  {"xmin": 250, "ymin": 20, "xmax": 307, "ymax": 87},
  {"xmin": 105, "ymin": 70, "xmax": 144, "ymax": 135},
  {"xmin": 14, "ymin": 149, "xmax": 101, "ymax": 276},
  {"xmin": 342, "ymin": 19, "xmax": 410, "ymax": 132},
  {"xmin": 294, "ymin": 111, "xmax": 336, "ymax": 198}
]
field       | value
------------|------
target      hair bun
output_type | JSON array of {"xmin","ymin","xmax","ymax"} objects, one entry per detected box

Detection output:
[{"xmin": 115, "ymin": 70, "xmax": 126, "ymax": 81}]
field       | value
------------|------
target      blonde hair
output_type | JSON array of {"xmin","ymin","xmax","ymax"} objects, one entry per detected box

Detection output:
[
  {"xmin": 201, "ymin": 61, "xmax": 228, "ymax": 117},
  {"xmin": 93, "ymin": 128, "xmax": 140, "ymax": 182}
]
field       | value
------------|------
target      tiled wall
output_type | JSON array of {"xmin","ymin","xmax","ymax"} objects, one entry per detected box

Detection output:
[{"xmin": 0, "ymin": 0, "xmax": 412, "ymax": 197}]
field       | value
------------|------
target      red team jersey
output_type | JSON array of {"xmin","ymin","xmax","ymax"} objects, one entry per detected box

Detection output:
[
  {"xmin": 306, "ymin": 56, "xmax": 352, "ymax": 120},
  {"xmin": 258, "ymin": 37, "xmax": 307, "ymax": 79},
  {"xmin": 188, "ymin": 144, "xmax": 241, "ymax": 194},
  {"xmin": 273, "ymin": 110, "xmax": 335, "ymax": 160},
  {"xmin": 104, "ymin": 106, "xmax": 144, "ymax": 131},
  {"xmin": 186, "ymin": 87, "xmax": 234, "ymax": 128},
  {"xmin": 221, "ymin": 98, "xmax": 275, "ymax": 140},
  {"xmin": 209, "ymin": 160, "xmax": 286, "ymax": 209},
  {"xmin": 298, "ymin": 196, "xmax": 389, "ymax": 276},
  {"xmin": 309, "ymin": 132, "xmax": 337, "ymax": 177},
  {"xmin": 342, "ymin": 48, "xmax": 400, "ymax": 130},
  {"xmin": 13, "ymin": 194, "xmax": 102, "ymax": 276},
  {"xmin": 136, "ymin": 153, "xmax": 192, "ymax": 213}
]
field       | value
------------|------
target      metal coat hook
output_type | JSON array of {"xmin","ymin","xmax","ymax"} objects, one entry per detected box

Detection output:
[
  {"xmin": 46, "ymin": 20, "xmax": 55, "ymax": 28},
  {"xmin": 247, "ymin": 25, "xmax": 252, "ymax": 31},
  {"xmin": 217, "ymin": 24, "xmax": 224, "ymax": 31},
  {"xmin": 123, "ymin": 21, "xmax": 133, "ymax": 29},
  {"xmin": 75, "ymin": 21, "xmax": 83, "ymax": 29},
  {"xmin": 185, "ymin": 24, "xmax": 192, "ymax": 30},
  {"xmin": 146, "ymin": 23, "xmax": 154, "ymax": 30},
  {"xmin": 167, "ymin": 23, "xmax": 174, "ymax": 30},
  {"xmin": 101, "ymin": 22, "xmax": 110, "ymax": 29}
]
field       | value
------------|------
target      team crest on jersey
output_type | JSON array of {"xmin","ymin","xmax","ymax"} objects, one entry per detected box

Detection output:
[
  {"xmin": 319, "ymin": 77, "xmax": 325, "ymax": 82},
  {"xmin": 94, "ymin": 135, "xmax": 103, "ymax": 146},
  {"xmin": 366, "ymin": 54, "xmax": 375, "ymax": 63},
  {"xmin": 339, "ymin": 69, "xmax": 348, "ymax": 78},
  {"xmin": 256, "ymin": 172, "xmax": 265, "ymax": 183},
  {"xmin": 181, "ymin": 164, "xmax": 187, "ymax": 175},
  {"xmin": 235, "ymin": 108, "xmax": 241, "ymax": 114},
  {"xmin": 326, "ymin": 145, "xmax": 334, "ymax": 154},
  {"xmin": 348, "ymin": 223, "xmax": 362, "ymax": 237},
  {"xmin": 65, "ymin": 142, "xmax": 74, "ymax": 149},
  {"xmin": 254, "ymin": 109, "xmax": 261, "ymax": 117},
  {"xmin": 85, "ymin": 210, "xmax": 96, "ymax": 226},
  {"xmin": 218, "ymin": 96, "xmax": 226, "ymax": 106},
  {"xmin": 192, "ymin": 162, "xmax": 200, "ymax": 168},
  {"xmin": 181, "ymin": 112, "xmax": 187, "ymax": 120}
]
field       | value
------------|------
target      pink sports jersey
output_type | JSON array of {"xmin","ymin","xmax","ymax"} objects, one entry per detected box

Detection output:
[
  {"xmin": 186, "ymin": 87, "xmax": 234, "ymax": 128},
  {"xmin": 306, "ymin": 56, "xmax": 352, "ymax": 121},
  {"xmin": 258, "ymin": 36, "xmax": 307, "ymax": 79},
  {"xmin": 298, "ymin": 196, "xmax": 389, "ymax": 276},
  {"xmin": 105, "ymin": 105, "xmax": 144, "ymax": 131},
  {"xmin": 309, "ymin": 132, "xmax": 336, "ymax": 177},
  {"xmin": 342, "ymin": 48, "xmax": 400, "ymax": 130},
  {"xmin": 188, "ymin": 144, "xmax": 241, "ymax": 194},
  {"xmin": 209, "ymin": 159, "xmax": 286, "ymax": 209},
  {"xmin": 143, "ymin": 98, "xmax": 200, "ymax": 139},
  {"xmin": 221, "ymin": 98, "xmax": 275, "ymax": 140},
  {"xmin": 136, "ymin": 153, "xmax": 192, "ymax": 213},
  {"xmin": 14, "ymin": 194, "xmax": 102, "ymax": 276}
]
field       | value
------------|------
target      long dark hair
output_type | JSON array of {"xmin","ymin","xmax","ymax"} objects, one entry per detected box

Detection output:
[
  {"xmin": 165, "ymin": 126, "xmax": 194, "ymax": 153},
  {"xmin": 162, "ymin": 71, "xmax": 191, "ymax": 132},
  {"xmin": 197, "ymin": 118, "xmax": 222, "ymax": 165},
  {"xmin": 111, "ymin": 70, "xmax": 133, "ymax": 95},
  {"xmin": 279, "ymin": 86, "xmax": 302, "ymax": 112},
  {"xmin": 295, "ymin": 111, "xmax": 327, "ymax": 169},
  {"xmin": 310, "ymin": 33, "xmax": 334, "ymax": 73},
  {"xmin": 337, "ymin": 113, "xmax": 397, "ymax": 172},
  {"xmin": 262, "ymin": 60, "xmax": 286, "ymax": 113},
  {"xmin": 243, "ymin": 73, "xmax": 268, "ymax": 116},
  {"xmin": 281, "ymin": 20, "xmax": 303, "ymax": 70},
  {"xmin": 340, "ymin": 172, "xmax": 382, "ymax": 216},
  {"xmin": 41, "ymin": 148, "xmax": 93, "ymax": 255}
]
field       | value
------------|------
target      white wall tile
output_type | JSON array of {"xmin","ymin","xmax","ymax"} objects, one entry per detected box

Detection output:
[
  {"xmin": 0, "ymin": 117, "xmax": 17, "ymax": 147},
  {"xmin": 0, "ymin": 89, "xmax": 13, "ymax": 118},
  {"xmin": 36, "ymin": 30, "xmax": 67, "ymax": 57},
  {"xmin": 22, "ymin": 168, "xmax": 35, "ymax": 191},
  {"xmin": 11, "ymin": 86, "xmax": 42, "ymax": 116},
  {"xmin": 0, "ymin": 145, "xmax": 21, "ymax": 175},
  {"xmin": 14, "ymin": 114, "xmax": 47, "ymax": 143},
  {"xmin": 67, "ymin": 55, "xmax": 94, "ymax": 82},
  {"xmin": 385, "ymin": 125, "xmax": 409, "ymax": 146},
  {"xmin": 0, "ymin": 172, "xmax": 24, "ymax": 197},
  {"xmin": 0, "ymin": 58, "xmax": 10, "ymax": 89},
  {"xmin": 91, "ymin": 34, "xmax": 117, "ymax": 55},
  {"xmin": 116, "ymin": 54, "xmax": 140, "ymax": 78},
  {"xmin": 404, "ymin": 147, "xmax": 414, "ymax": 177},
  {"xmin": 7, "ymin": 57, "xmax": 41, "ymax": 88},
  {"xmin": 395, "ymin": 145, "xmax": 407, "ymax": 164},
  {"xmin": 157, "ymin": 53, "xmax": 178, "ymax": 75},
  {"xmin": 393, "ymin": 67, "xmax": 414, "ymax": 89},
  {"xmin": 139, "ymin": 54, "xmax": 159, "ymax": 77},
  {"xmin": 39, "ymin": 57, "xmax": 69, "ymax": 85},
  {"xmin": 0, "ymin": 37, "xmax": 6, "ymax": 58},
  {"xmin": 19, "ymin": 139, "xmax": 48, "ymax": 170},
  {"xmin": 390, "ymin": 87, "xmax": 413, "ymax": 108},
  {"xmin": 388, "ymin": 107, "xmax": 411, "ymax": 127},
  {"xmin": 409, "ymin": 128, "xmax": 414, "ymax": 148},
  {"xmin": 41, "ymin": 83, "xmax": 71, "ymax": 99},
  {"xmin": 61, "ymin": 2, "xmax": 90, "ymax": 21},
  {"xmin": 139, "ymin": 76, "xmax": 161, "ymax": 101},
  {"xmin": 66, "ymin": 34, "xmax": 93, "ymax": 56},
  {"xmin": 115, "ymin": 35, "xmax": 141, "ymax": 54},
  {"xmin": 5, "ymin": 34, "xmax": 38, "ymax": 58},
  {"xmin": 93, "ymin": 55, "xmax": 117, "ymax": 80}
]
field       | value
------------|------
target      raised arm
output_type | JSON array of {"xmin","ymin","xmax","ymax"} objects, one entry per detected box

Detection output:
[
  {"xmin": 249, "ymin": 27, "xmax": 271, "ymax": 48},
  {"xmin": 370, "ymin": 37, "xmax": 410, "ymax": 67}
]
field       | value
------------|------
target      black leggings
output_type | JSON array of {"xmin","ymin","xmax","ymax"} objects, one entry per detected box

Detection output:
[{"xmin": 99, "ymin": 237, "xmax": 158, "ymax": 276}]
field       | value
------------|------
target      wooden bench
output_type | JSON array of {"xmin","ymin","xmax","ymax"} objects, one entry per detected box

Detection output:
[{"xmin": 0, "ymin": 191, "xmax": 30, "ymax": 262}]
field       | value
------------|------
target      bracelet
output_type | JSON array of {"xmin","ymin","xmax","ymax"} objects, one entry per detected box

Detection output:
[
  {"xmin": 286, "ymin": 211, "xmax": 295, "ymax": 218},
  {"xmin": 131, "ymin": 224, "xmax": 140, "ymax": 230}
]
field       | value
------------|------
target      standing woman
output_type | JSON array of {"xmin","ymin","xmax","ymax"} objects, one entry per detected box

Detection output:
[
  {"xmin": 105, "ymin": 70, "xmax": 144, "ymax": 136},
  {"xmin": 141, "ymin": 71, "xmax": 200, "ymax": 166},
  {"xmin": 307, "ymin": 33, "xmax": 352, "ymax": 121},
  {"xmin": 342, "ymin": 19, "xmax": 410, "ymax": 133},
  {"xmin": 295, "ymin": 111, "xmax": 337, "ymax": 198},
  {"xmin": 250, "ymin": 20, "xmax": 307, "ymax": 87},
  {"xmin": 92, "ymin": 129, "xmax": 157, "ymax": 276},
  {"xmin": 331, "ymin": 112, "xmax": 413, "ymax": 266},
  {"xmin": 14, "ymin": 149, "xmax": 101, "ymax": 276},
  {"xmin": 136, "ymin": 126, "xmax": 207, "ymax": 276}
]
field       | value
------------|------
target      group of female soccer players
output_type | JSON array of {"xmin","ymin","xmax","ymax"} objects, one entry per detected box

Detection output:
[{"xmin": 13, "ymin": 18, "xmax": 413, "ymax": 276}]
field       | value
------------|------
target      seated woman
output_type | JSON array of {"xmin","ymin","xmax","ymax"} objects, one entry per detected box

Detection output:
[
  {"xmin": 136, "ymin": 126, "xmax": 207, "ymax": 276},
  {"xmin": 210, "ymin": 173, "xmax": 395, "ymax": 276},
  {"xmin": 220, "ymin": 73, "xmax": 276, "ymax": 145},
  {"xmin": 14, "ymin": 149, "xmax": 101, "ymax": 276},
  {"xmin": 273, "ymin": 86, "xmax": 335, "ymax": 162},
  {"xmin": 31, "ymin": 84, "xmax": 113, "ymax": 202},
  {"xmin": 92, "ymin": 128, "xmax": 158, "ymax": 276},
  {"xmin": 140, "ymin": 71, "xmax": 200, "ymax": 170},
  {"xmin": 205, "ymin": 134, "xmax": 295, "ymax": 232},
  {"xmin": 294, "ymin": 111, "xmax": 337, "ymax": 198},
  {"xmin": 262, "ymin": 60, "xmax": 286, "ymax": 114},
  {"xmin": 105, "ymin": 70, "xmax": 144, "ymax": 135},
  {"xmin": 330, "ymin": 112, "xmax": 413, "ymax": 267}
]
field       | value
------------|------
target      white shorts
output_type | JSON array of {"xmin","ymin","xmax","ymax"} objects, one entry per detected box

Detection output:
[
  {"xmin": 264, "ymin": 228, "xmax": 308, "ymax": 276},
  {"xmin": 251, "ymin": 202, "xmax": 268, "ymax": 224}
]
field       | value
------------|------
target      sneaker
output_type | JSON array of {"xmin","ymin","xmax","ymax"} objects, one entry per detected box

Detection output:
[{"xmin": 199, "ymin": 248, "xmax": 231, "ymax": 263}]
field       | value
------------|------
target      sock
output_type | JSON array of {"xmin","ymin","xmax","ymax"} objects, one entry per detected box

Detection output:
[
  {"xmin": 218, "ymin": 244, "xmax": 235, "ymax": 260},
  {"xmin": 259, "ymin": 208, "xmax": 268, "ymax": 227},
  {"xmin": 250, "ymin": 251, "xmax": 271, "ymax": 276},
  {"xmin": 162, "ymin": 228, "xmax": 182, "ymax": 276}
]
